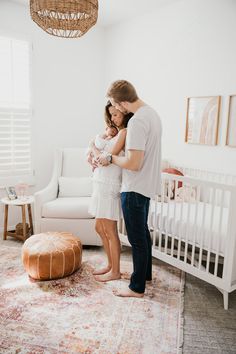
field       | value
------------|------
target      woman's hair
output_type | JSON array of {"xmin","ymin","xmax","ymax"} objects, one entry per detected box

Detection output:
[
  {"xmin": 104, "ymin": 101, "xmax": 113, "ymax": 127},
  {"xmin": 104, "ymin": 101, "xmax": 133, "ymax": 129},
  {"xmin": 107, "ymin": 80, "xmax": 138, "ymax": 103}
]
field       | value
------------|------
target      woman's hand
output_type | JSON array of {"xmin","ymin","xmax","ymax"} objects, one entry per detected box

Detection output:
[{"xmin": 87, "ymin": 151, "xmax": 98, "ymax": 169}]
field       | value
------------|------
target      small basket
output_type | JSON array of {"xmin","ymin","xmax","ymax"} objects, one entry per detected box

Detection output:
[{"xmin": 16, "ymin": 223, "xmax": 30, "ymax": 237}]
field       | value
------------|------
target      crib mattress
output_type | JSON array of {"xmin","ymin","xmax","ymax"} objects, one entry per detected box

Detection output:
[{"xmin": 149, "ymin": 200, "xmax": 229, "ymax": 255}]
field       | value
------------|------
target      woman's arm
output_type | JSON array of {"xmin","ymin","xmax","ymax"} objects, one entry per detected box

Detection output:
[
  {"xmin": 87, "ymin": 138, "xmax": 98, "ymax": 169},
  {"xmin": 89, "ymin": 135, "xmax": 105, "ymax": 158},
  {"xmin": 91, "ymin": 143, "xmax": 102, "ymax": 158},
  {"xmin": 107, "ymin": 129, "xmax": 127, "ymax": 155}
]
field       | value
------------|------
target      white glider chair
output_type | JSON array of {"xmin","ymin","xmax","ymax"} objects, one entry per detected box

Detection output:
[{"xmin": 34, "ymin": 148, "xmax": 101, "ymax": 246}]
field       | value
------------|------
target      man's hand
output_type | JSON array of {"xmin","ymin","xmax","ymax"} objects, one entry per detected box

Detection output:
[
  {"xmin": 97, "ymin": 152, "xmax": 110, "ymax": 166},
  {"xmin": 97, "ymin": 156, "xmax": 109, "ymax": 166}
]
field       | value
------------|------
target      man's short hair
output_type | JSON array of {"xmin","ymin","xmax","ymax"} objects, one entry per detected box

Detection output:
[{"xmin": 107, "ymin": 80, "xmax": 138, "ymax": 103}]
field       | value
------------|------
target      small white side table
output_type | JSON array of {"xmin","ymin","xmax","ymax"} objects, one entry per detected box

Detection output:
[{"xmin": 1, "ymin": 196, "xmax": 34, "ymax": 241}]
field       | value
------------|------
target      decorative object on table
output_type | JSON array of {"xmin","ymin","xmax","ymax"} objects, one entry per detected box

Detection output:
[
  {"xmin": 15, "ymin": 182, "xmax": 29, "ymax": 201},
  {"xmin": 226, "ymin": 94, "xmax": 236, "ymax": 147},
  {"xmin": 185, "ymin": 96, "xmax": 221, "ymax": 145},
  {"xmin": 22, "ymin": 232, "xmax": 82, "ymax": 280},
  {"xmin": 30, "ymin": 0, "xmax": 98, "ymax": 38},
  {"xmin": 0, "ymin": 244, "xmax": 184, "ymax": 353},
  {"xmin": 5, "ymin": 186, "xmax": 17, "ymax": 200}
]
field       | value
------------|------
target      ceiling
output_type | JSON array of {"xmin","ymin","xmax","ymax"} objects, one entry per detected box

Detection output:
[{"xmin": 12, "ymin": 0, "xmax": 175, "ymax": 27}]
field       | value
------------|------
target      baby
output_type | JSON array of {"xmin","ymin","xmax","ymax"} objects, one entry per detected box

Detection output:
[
  {"xmin": 94, "ymin": 126, "xmax": 118, "ymax": 150},
  {"xmin": 87, "ymin": 125, "xmax": 118, "ymax": 171}
]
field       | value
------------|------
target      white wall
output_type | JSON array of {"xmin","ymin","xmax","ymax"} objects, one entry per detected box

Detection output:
[
  {"xmin": 0, "ymin": 0, "xmax": 105, "ymax": 189},
  {"xmin": 0, "ymin": 0, "xmax": 106, "ymax": 229},
  {"xmin": 104, "ymin": 0, "xmax": 236, "ymax": 174}
]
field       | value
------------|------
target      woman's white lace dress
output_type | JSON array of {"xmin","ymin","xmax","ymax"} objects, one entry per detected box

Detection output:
[{"xmin": 89, "ymin": 135, "xmax": 123, "ymax": 221}]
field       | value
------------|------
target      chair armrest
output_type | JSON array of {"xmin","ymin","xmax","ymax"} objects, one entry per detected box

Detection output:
[
  {"xmin": 34, "ymin": 179, "xmax": 58, "ymax": 205},
  {"xmin": 34, "ymin": 149, "xmax": 63, "ymax": 233},
  {"xmin": 34, "ymin": 179, "xmax": 58, "ymax": 234}
]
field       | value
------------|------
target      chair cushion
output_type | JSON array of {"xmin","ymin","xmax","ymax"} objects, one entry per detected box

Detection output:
[
  {"xmin": 22, "ymin": 232, "xmax": 82, "ymax": 280},
  {"xmin": 42, "ymin": 197, "xmax": 94, "ymax": 219},
  {"xmin": 58, "ymin": 176, "xmax": 93, "ymax": 197},
  {"xmin": 62, "ymin": 148, "xmax": 92, "ymax": 178}
]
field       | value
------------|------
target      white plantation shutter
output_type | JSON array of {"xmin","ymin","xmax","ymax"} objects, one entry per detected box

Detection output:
[{"xmin": 0, "ymin": 36, "xmax": 32, "ymax": 184}]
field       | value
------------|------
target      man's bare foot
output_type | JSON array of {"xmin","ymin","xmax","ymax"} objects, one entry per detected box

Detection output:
[
  {"xmin": 113, "ymin": 288, "xmax": 144, "ymax": 298},
  {"xmin": 92, "ymin": 266, "xmax": 111, "ymax": 275},
  {"xmin": 94, "ymin": 271, "xmax": 121, "ymax": 282}
]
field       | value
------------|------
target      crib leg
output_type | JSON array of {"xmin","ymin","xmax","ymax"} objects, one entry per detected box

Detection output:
[{"xmin": 223, "ymin": 291, "xmax": 229, "ymax": 310}]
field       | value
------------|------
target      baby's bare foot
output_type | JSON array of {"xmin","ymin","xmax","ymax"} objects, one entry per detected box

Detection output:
[
  {"xmin": 95, "ymin": 271, "xmax": 121, "ymax": 282},
  {"xmin": 93, "ymin": 266, "xmax": 111, "ymax": 275}
]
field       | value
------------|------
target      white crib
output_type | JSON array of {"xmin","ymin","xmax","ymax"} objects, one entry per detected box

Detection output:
[{"xmin": 118, "ymin": 166, "xmax": 236, "ymax": 310}]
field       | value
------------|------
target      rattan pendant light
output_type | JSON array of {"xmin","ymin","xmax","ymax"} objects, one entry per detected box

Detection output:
[{"xmin": 30, "ymin": 0, "xmax": 98, "ymax": 38}]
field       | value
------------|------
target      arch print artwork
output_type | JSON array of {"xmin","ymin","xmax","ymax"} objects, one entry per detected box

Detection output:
[
  {"xmin": 185, "ymin": 96, "xmax": 221, "ymax": 145},
  {"xmin": 226, "ymin": 95, "xmax": 236, "ymax": 147}
]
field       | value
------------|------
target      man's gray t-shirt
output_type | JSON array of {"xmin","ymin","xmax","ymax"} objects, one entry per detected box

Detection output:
[{"xmin": 121, "ymin": 105, "xmax": 162, "ymax": 199}]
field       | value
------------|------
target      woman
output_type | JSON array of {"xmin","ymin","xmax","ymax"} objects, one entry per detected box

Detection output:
[{"xmin": 88, "ymin": 101, "xmax": 133, "ymax": 282}]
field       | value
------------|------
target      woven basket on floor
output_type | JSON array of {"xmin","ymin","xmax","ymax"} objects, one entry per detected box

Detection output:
[
  {"xmin": 16, "ymin": 222, "xmax": 30, "ymax": 237},
  {"xmin": 30, "ymin": 0, "xmax": 98, "ymax": 38}
]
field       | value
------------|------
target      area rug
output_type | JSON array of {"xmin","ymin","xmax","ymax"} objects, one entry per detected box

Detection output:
[{"xmin": 0, "ymin": 241, "xmax": 184, "ymax": 354}]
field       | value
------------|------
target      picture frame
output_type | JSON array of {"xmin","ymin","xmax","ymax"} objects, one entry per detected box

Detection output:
[
  {"xmin": 185, "ymin": 96, "xmax": 221, "ymax": 145},
  {"xmin": 226, "ymin": 95, "xmax": 236, "ymax": 147},
  {"xmin": 5, "ymin": 186, "xmax": 18, "ymax": 200}
]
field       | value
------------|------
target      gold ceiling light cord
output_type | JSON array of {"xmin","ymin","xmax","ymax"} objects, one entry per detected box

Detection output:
[{"xmin": 30, "ymin": 0, "xmax": 98, "ymax": 38}]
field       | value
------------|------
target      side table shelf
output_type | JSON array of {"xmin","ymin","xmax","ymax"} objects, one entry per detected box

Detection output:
[{"xmin": 1, "ymin": 196, "xmax": 34, "ymax": 242}]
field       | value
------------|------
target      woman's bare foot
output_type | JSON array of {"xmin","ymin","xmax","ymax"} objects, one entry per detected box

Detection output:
[
  {"xmin": 92, "ymin": 266, "xmax": 111, "ymax": 275},
  {"xmin": 113, "ymin": 288, "xmax": 144, "ymax": 298},
  {"xmin": 94, "ymin": 271, "xmax": 121, "ymax": 282}
]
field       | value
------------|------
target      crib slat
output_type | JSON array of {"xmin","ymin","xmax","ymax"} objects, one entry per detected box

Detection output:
[
  {"xmin": 191, "ymin": 185, "xmax": 201, "ymax": 266},
  {"xmin": 171, "ymin": 179, "xmax": 178, "ymax": 257},
  {"xmin": 206, "ymin": 187, "xmax": 216, "ymax": 273},
  {"xmin": 152, "ymin": 194, "xmax": 158, "ymax": 247},
  {"xmin": 214, "ymin": 190, "xmax": 225, "ymax": 277},
  {"xmin": 158, "ymin": 181, "xmax": 165, "ymax": 251},
  {"xmin": 184, "ymin": 183, "xmax": 192, "ymax": 264},
  {"xmin": 177, "ymin": 183, "xmax": 185, "ymax": 260},
  {"xmin": 164, "ymin": 179, "xmax": 172, "ymax": 253},
  {"xmin": 198, "ymin": 189, "xmax": 207, "ymax": 270}
]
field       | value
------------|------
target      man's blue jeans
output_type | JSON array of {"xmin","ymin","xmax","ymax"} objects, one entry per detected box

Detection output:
[{"xmin": 121, "ymin": 192, "xmax": 152, "ymax": 294}]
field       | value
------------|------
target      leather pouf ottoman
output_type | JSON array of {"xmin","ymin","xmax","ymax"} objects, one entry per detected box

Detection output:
[{"xmin": 22, "ymin": 232, "xmax": 82, "ymax": 280}]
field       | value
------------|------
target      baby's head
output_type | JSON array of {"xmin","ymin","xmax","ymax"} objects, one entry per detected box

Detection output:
[{"xmin": 106, "ymin": 126, "xmax": 118, "ymax": 138}]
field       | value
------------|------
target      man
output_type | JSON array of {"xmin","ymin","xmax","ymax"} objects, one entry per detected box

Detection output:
[{"xmin": 99, "ymin": 80, "xmax": 162, "ymax": 298}]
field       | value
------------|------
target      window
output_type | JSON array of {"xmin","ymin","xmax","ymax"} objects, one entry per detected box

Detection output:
[{"xmin": 0, "ymin": 36, "xmax": 33, "ymax": 186}]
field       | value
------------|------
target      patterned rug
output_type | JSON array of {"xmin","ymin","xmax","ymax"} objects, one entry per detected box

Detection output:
[{"xmin": 0, "ymin": 241, "xmax": 184, "ymax": 354}]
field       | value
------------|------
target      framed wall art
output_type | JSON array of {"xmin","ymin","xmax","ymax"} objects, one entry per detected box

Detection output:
[
  {"xmin": 185, "ymin": 96, "xmax": 221, "ymax": 145},
  {"xmin": 226, "ymin": 95, "xmax": 236, "ymax": 147}
]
